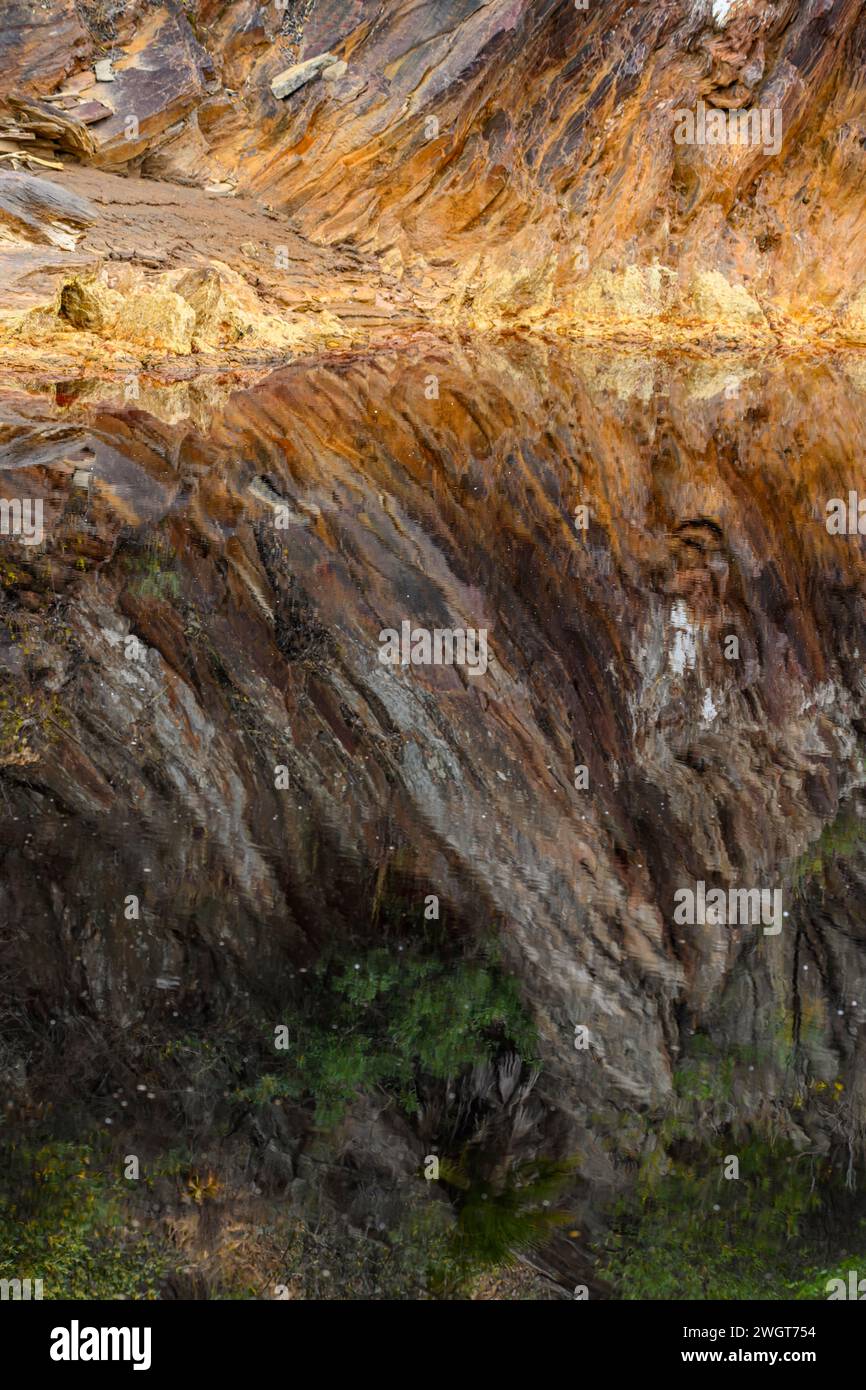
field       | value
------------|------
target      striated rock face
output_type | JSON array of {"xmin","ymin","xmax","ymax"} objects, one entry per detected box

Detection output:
[
  {"xmin": 3, "ymin": 345, "xmax": 866, "ymax": 1291},
  {"xmin": 1, "ymin": 0, "xmax": 866, "ymax": 351},
  {"xmin": 2, "ymin": 0, "xmax": 866, "ymax": 1303},
  {"xmin": 0, "ymin": 1, "xmax": 92, "ymax": 95}
]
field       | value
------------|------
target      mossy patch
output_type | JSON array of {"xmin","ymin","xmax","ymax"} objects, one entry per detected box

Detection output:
[
  {"xmin": 239, "ymin": 942, "xmax": 538, "ymax": 1128},
  {"xmin": 0, "ymin": 1141, "xmax": 169, "ymax": 1300}
]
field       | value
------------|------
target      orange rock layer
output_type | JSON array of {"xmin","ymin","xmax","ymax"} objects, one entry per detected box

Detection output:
[{"xmin": 0, "ymin": 0, "xmax": 865, "ymax": 364}]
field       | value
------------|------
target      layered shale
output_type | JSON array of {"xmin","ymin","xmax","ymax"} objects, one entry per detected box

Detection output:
[
  {"xmin": 1, "ymin": 0, "xmax": 866, "ymax": 367},
  {"xmin": 3, "ymin": 0, "xmax": 866, "ymax": 1302}
]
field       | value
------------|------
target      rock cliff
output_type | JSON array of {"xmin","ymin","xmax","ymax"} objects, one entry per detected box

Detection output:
[
  {"xmin": 1, "ymin": 0, "xmax": 866, "ymax": 364},
  {"xmin": 2, "ymin": 0, "xmax": 866, "ymax": 1301}
]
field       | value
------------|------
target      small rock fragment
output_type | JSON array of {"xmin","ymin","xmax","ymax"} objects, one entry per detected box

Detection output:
[
  {"xmin": 122, "ymin": 285, "xmax": 196, "ymax": 354},
  {"xmin": 72, "ymin": 101, "xmax": 113, "ymax": 125},
  {"xmin": 175, "ymin": 265, "xmax": 223, "ymax": 343},
  {"xmin": 59, "ymin": 274, "xmax": 123, "ymax": 333},
  {"xmin": 270, "ymin": 54, "xmax": 338, "ymax": 100}
]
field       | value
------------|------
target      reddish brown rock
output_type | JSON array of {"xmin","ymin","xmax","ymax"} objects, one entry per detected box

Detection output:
[
  {"xmin": 0, "ymin": 0, "xmax": 92, "ymax": 96},
  {"xmin": 2, "ymin": 0, "xmax": 865, "ymax": 346}
]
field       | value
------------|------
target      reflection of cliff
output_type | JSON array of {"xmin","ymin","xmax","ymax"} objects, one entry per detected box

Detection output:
[
  {"xmin": 2, "ymin": 0, "xmax": 866, "ymax": 360},
  {"xmin": 3, "ymin": 345, "xmax": 866, "ymax": 1291}
]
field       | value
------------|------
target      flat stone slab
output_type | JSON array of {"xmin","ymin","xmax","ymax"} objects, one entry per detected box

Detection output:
[{"xmin": 0, "ymin": 170, "xmax": 96, "ymax": 248}]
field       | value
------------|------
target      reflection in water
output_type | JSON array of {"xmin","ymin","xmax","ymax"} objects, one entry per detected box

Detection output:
[{"xmin": 2, "ymin": 343, "xmax": 866, "ymax": 1299}]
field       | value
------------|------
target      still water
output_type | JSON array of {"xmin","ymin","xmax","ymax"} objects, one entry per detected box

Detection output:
[{"xmin": 2, "ymin": 341, "xmax": 866, "ymax": 1298}]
